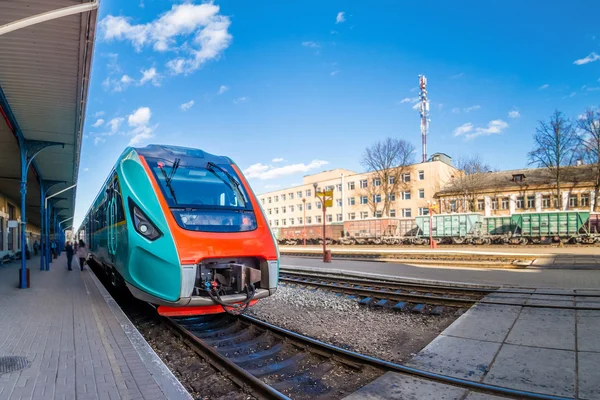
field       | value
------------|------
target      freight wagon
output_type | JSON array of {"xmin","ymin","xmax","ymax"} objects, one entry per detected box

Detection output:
[{"xmin": 278, "ymin": 224, "xmax": 344, "ymax": 245}]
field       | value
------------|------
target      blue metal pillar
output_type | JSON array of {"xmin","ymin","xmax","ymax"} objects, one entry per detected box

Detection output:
[
  {"xmin": 39, "ymin": 180, "xmax": 45, "ymax": 271},
  {"xmin": 46, "ymin": 204, "xmax": 52, "ymax": 270}
]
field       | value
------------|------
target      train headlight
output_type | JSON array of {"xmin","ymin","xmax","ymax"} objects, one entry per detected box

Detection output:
[{"xmin": 129, "ymin": 199, "xmax": 162, "ymax": 241}]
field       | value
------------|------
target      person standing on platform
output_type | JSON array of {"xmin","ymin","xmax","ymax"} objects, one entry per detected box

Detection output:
[
  {"xmin": 65, "ymin": 241, "xmax": 74, "ymax": 271},
  {"xmin": 33, "ymin": 240, "xmax": 39, "ymax": 256},
  {"xmin": 51, "ymin": 241, "xmax": 57, "ymax": 259},
  {"xmin": 77, "ymin": 240, "xmax": 88, "ymax": 271}
]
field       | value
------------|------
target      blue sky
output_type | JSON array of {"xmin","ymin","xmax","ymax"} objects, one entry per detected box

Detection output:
[{"xmin": 74, "ymin": 0, "xmax": 600, "ymax": 228}]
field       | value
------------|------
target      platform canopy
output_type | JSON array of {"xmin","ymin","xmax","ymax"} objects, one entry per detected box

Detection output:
[{"xmin": 0, "ymin": 0, "xmax": 98, "ymax": 228}]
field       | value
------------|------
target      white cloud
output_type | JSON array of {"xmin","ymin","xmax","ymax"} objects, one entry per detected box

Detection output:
[
  {"xmin": 336, "ymin": 12, "xmax": 346, "ymax": 24},
  {"xmin": 128, "ymin": 107, "xmax": 151, "ymax": 127},
  {"xmin": 103, "ymin": 75, "xmax": 135, "ymax": 92},
  {"xmin": 464, "ymin": 105, "xmax": 481, "ymax": 113},
  {"xmin": 574, "ymin": 52, "xmax": 600, "ymax": 65},
  {"xmin": 411, "ymin": 102, "xmax": 421, "ymax": 110},
  {"xmin": 244, "ymin": 160, "xmax": 329, "ymax": 180},
  {"xmin": 451, "ymin": 107, "xmax": 461, "ymax": 114},
  {"xmin": 107, "ymin": 117, "xmax": 124, "ymax": 133},
  {"xmin": 233, "ymin": 97, "xmax": 248, "ymax": 104},
  {"xmin": 330, "ymin": 70, "xmax": 340, "ymax": 76},
  {"xmin": 400, "ymin": 97, "xmax": 418, "ymax": 104},
  {"xmin": 94, "ymin": 136, "xmax": 105, "ymax": 145},
  {"xmin": 94, "ymin": 111, "xmax": 105, "ymax": 118},
  {"xmin": 100, "ymin": 3, "xmax": 232, "ymax": 76},
  {"xmin": 508, "ymin": 109, "xmax": 520, "ymax": 119},
  {"xmin": 539, "ymin": 84, "xmax": 549, "ymax": 90},
  {"xmin": 454, "ymin": 120, "xmax": 509, "ymax": 140},
  {"xmin": 218, "ymin": 85, "xmax": 229, "ymax": 94},
  {"xmin": 84, "ymin": 168, "xmax": 89, "ymax": 172},
  {"xmin": 301, "ymin": 41, "xmax": 320, "ymax": 48},
  {"xmin": 180, "ymin": 100, "xmax": 194, "ymax": 111},
  {"xmin": 140, "ymin": 67, "xmax": 160, "ymax": 86},
  {"xmin": 451, "ymin": 72, "xmax": 464, "ymax": 79},
  {"xmin": 92, "ymin": 118, "xmax": 104, "ymax": 128},
  {"xmin": 272, "ymin": 157, "xmax": 285, "ymax": 163}
]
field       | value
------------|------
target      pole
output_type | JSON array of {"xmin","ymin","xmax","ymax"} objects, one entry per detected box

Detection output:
[
  {"xmin": 302, "ymin": 198, "xmax": 306, "ymax": 246},
  {"xmin": 322, "ymin": 201, "xmax": 327, "ymax": 260},
  {"xmin": 39, "ymin": 181, "xmax": 44, "ymax": 270}
]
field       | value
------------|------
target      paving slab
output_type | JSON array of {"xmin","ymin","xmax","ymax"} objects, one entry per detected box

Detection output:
[
  {"xmin": 578, "ymin": 351, "xmax": 600, "ymax": 400},
  {"xmin": 577, "ymin": 312, "xmax": 600, "ymax": 353},
  {"xmin": 483, "ymin": 344, "xmax": 576, "ymax": 398},
  {"xmin": 0, "ymin": 255, "xmax": 191, "ymax": 400},
  {"xmin": 342, "ymin": 372, "xmax": 468, "ymax": 400},
  {"xmin": 463, "ymin": 392, "xmax": 510, "ymax": 400},
  {"xmin": 443, "ymin": 303, "xmax": 520, "ymax": 343},
  {"xmin": 406, "ymin": 335, "xmax": 501, "ymax": 381},
  {"xmin": 483, "ymin": 293, "xmax": 531, "ymax": 306},
  {"xmin": 505, "ymin": 308, "xmax": 575, "ymax": 350}
]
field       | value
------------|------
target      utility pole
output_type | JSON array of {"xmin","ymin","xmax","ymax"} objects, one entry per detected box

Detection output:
[
  {"xmin": 419, "ymin": 75, "xmax": 430, "ymax": 163},
  {"xmin": 314, "ymin": 183, "xmax": 334, "ymax": 263},
  {"xmin": 302, "ymin": 198, "xmax": 306, "ymax": 246}
]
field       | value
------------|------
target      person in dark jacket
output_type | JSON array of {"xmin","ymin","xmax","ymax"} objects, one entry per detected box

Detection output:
[{"xmin": 65, "ymin": 241, "xmax": 74, "ymax": 271}]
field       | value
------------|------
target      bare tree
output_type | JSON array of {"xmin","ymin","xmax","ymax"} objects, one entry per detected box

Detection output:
[
  {"xmin": 450, "ymin": 155, "xmax": 492, "ymax": 212},
  {"xmin": 528, "ymin": 110, "xmax": 578, "ymax": 210},
  {"xmin": 361, "ymin": 138, "xmax": 415, "ymax": 217},
  {"xmin": 577, "ymin": 108, "xmax": 600, "ymax": 211}
]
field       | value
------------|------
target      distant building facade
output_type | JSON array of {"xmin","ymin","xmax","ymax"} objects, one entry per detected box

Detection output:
[
  {"xmin": 257, "ymin": 154, "xmax": 458, "ymax": 229},
  {"xmin": 436, "ymin": 165, "xmax": 598, "ymax": 216}
]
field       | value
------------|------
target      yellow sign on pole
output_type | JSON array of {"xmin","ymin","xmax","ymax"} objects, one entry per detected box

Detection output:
[
  {"xmin": 324, "ymin": 190, "xmax": 334, "ymax": 197},
  {"xmin": 324, "ymin": 199, "xmax": 333, "ymax": 208}
]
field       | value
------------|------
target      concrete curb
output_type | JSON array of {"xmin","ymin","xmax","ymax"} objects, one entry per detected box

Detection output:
[{"xmin": 87, "ymin": 269, "xmax": 193, "ymax": 400}]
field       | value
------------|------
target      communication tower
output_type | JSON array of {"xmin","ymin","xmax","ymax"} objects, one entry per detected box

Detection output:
[{"xmin": 419, "ymin": 75, "xmax": 429, "ymax": 163}]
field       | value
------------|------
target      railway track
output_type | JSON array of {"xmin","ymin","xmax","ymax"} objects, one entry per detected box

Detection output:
[
  {"xmin": 279, "ymin": 269, "xmax": 600, "ymax": 312},
  {"xmin": 164, "ymin": 313, "xmax": 574, "ymax": 400}
]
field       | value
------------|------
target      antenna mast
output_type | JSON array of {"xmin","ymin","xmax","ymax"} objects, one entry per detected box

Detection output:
[{"xmin": 419, "ymin": 74, "xmax": 429, "ymax": 163}]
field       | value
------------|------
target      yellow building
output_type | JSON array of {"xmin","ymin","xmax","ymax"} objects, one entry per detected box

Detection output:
[
  {"xmin": 257, "ymin": 153, "xmax": 458, "ymax": 229},
  {"xmin": 436, "ymin": 165, "xmax": 598, "ymax": 216},
  {"xmin": 0, "ymin": 192, "xmax": 40, "ymax": 257}
]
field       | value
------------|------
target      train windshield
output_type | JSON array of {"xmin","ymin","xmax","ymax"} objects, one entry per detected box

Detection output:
[{"xmin": 149, "ymin": 160, "xmax": 257, "ymax": 233}]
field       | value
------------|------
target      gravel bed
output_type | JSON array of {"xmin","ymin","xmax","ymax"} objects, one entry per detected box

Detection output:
[{"xmin": 247, "ymin": 283, "xmax": 459, "ymax": 364}]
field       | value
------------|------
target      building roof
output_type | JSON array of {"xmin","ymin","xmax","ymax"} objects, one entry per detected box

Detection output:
[
  {"xmin": 438, "ymin": 164, "xmax": 598, "ymax": 195},
  {"xmin": 0, "ymin": 1, "xmax": 98, "ymax": 227}
]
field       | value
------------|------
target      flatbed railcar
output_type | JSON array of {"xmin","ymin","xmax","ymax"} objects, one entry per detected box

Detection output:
[{"xmin": 78, "ymin": 145, "xmax": 280, "ymax": 316}]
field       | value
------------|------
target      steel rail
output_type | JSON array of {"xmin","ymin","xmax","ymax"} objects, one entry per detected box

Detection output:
[
  {"xmin": 241, "ymin": 315, "xmax": 573, "ymax": 400},
  {"xmin": 163, "ymin": 316, "xmax": 290, "ymax": 400}
]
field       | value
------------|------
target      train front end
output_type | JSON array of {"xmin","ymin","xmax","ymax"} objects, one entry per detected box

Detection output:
[{"xmin": 125, "ymin": 145, "xmax": 279, "ymax": 316}]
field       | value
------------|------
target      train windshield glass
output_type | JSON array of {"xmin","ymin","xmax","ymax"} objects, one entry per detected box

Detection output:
[{"xmin": 149, "ymin": 161, "xmax": 257, "ymax": 233}]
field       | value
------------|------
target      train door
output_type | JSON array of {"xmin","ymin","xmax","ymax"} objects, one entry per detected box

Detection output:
[{"xmin": 107, "ymin": 176, "xmax": 118, "ymax": 261}]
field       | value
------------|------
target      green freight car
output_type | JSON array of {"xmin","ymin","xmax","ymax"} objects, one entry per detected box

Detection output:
[
  {"xmin": 415, "ymin": 213, "xmax": 485, "ymax": 244},
  {"xmin": 510, "ymin": 211, "xmax": 590, "ymax": 243},
  {"xmin": 484, "ymin": 216, "xmax": 515, "ymax": 235}
]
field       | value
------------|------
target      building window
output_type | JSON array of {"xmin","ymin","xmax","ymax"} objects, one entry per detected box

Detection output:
[
  {"xmin": 260, "ymin": 198, "xmax": 264, "ymax": 204},
  {"xmin": 268, "ymin": 209, "xmax": 272, "ymax": 215},
  {"xmin": 348, "ymin": 212, "xmax": 356, "ymax": 220},
  {"xmin": 316, "ymin": 202, "xmax": 322, "ymax": 209},
  {"xmin": 418, "ymin": 189, "xmax": 424, "ymax": 199},
  {"xmin": 307, "ymin": 203, "xmax": 312, "ymax": 210},
  {"xmin": 268, "ymin": 197, "xmax": 272, "ymax": 203},
  {"xmin": 282, "ymin": 206, "xmax": 286, "ymax": 213},
  {"xmin": 281, "ymin": 194, "xmax": 286, "ymax": 201},
  {"xmin": 282, "ymin": 219, "xmax": 287, "ymax": 226},
  {"xmin": 274, "ymin": 195, "xmax": 279, "ymax": 202},
  {"xmin": 360, "ymin": 211, "xmax": 369, "ymax": 219},
  {"xmin": 348, "ymin": 181, "xmax": 355, "ymax": 190},
  {"xmin": 274, "ymin": 219, "xmax": 279, "ymax": 226},
  {"xmin": 491, "ymin": 198, "xmax": 498, "ymax": 210},
  {"xmin": 274, "ymin": 207, "xmax": 279, "ymax": 214},
  {"xmin": 390, "ymin": 209, "xmax": 396, "ymax": 217},
  {"xmin": 307, "ymin": 216, "xmax": 312, "ymax": 224},
  {"xmin": 336, "ymin": 184, "xmax": 342, "ymax": 192},
  {"xmin": 289, "ymin": 205, "xmax": 294, "ymax": 212},
  {"xmin": 298, "ymin": 217, "xmax": 303, "ymax": 224},
  {"xmin": 374, "ymin": 211, "xmax": 382, "ymax": 218},
  {"xmin": 501, "ymin": 197, "xmax": 509, "ymax": 209},
  {"xmin": 418, "ymin": 170, "xmax": 424, "ymax": 180},
  {"xmin": 289, "ymin": 193, "xmax": 294, "ymax": 200},
  {"xmin": 542, "ymin": 196, "xmax": 551, "ymax": 208},
  {"xmin": 450, "ymin": 200, "xmax": 457, "ymax": 212},
  {"xmin": 297, "ymin": 191, "xmax": 302, "ymax": 198},
  {"xmin": 402, "ymin": 173, "xmax": 411, "ymax": 182},
  {"xmin": 516, "ymin": 196, "xmax": 525, "ymax": 209},
  {"xmin": 336, "ymin": 213, "xmax": 343, "ymax": 222},
  {"xmin": 373, "ymin": 178, "xmax": 381, "ymax": 187},
  {"xmin": 298, "ymin": 204, "xmax": 303, "ymax": 211},
  {"xmin": 581, "ymin": 194, "xmax": 590, "ymax": 207},
  {"xmin": 388, "ymin": 176, "xmax": 395, "ymax": 185},
  {"xmin": 360, "ymin": 179, "xmax": 368, "ymax": 188},
  {"xmin": 554, "ymin": 196, "xmax": 559, "ymax": 208},
  {"xmin": 569, "ymin": 195, "xmax": 578, "ymax": 208},
  {"xmin": 418, "ymin": 207, "xmax": 429, "ymax": 216},
  {"xmin": 402, "ymin": 191, "xmax": 411, "ymax": 200},
  {"xmin": 388, "ymin": 193, "xmax": 396, "ymax": 201},
  {"xmin": 360, "ymin": 196, "xmax": 368, "ymax": 205},
  {"xmin": 348, "ymin": 197, "xmax": 356, "ymax": 206},
  {"xmin": 527, "ymin": 196, "xmax": 535, "ymax": 209},
  {"xmin": 477, "ymin": 199, "xmax": 485, "ymax": 211},
  {"xmin": 402, "ymin": 208, "xmax": 412, "ymax": 218},
  {"xmin": 325, "ymin": 185, "xmax": 334, "ymax": 192},
  {"xmin": 372, "ymin": 194, "xmax": 382, "ymax": 203},
  {"xmin": 316, "ymin": 215, "xmax": 322, "ymax": 223},
  {"xmin": 335, "ymin": 199, "xmax": 342, "ymax": 207},
  {"xmin": 306, "ymin": 189, "xmax": 312, "ymax": 197}
]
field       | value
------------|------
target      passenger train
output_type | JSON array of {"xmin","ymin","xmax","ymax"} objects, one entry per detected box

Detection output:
[{"xmin": 78, "ymin": 145, "xmax": 279, "ymax": 316}]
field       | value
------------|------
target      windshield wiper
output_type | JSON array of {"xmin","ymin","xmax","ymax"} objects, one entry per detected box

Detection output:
[
  {"xmin": 159, "ymin": 158, "xmax": 180, "ymax": 204},
  {"xmin": 206, "ymin": 162, "xmax": 247, "ymax": 207}
]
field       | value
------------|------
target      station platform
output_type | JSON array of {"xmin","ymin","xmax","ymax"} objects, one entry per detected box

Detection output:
[{"xmin": 0, "ymin": 255, "xmax": 190, "ymax": 400}]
